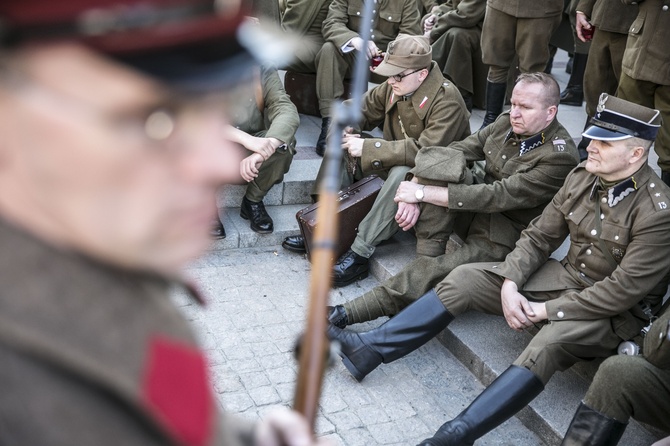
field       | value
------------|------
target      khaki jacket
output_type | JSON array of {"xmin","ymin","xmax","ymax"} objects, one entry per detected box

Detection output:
[
  {"xmin": 622, "ymin": 0, "xmax": 670, "ymax": 86},
  {"xmin": 495, "ymin": 164, "xmax": 670, "ymax": 340},
  {"xmin": 232, "ymin": 66, "xmax": 299, "ymax": 150},
  {"xmin": 323, "ymin": 0, "xmax": 422, "ymax": 52},
  {"xmin": 0, "ymin": 218, "xmax": 254, "ymax": 446},
  {"xmin": 427, "ymin": 0, "xmax": 486, "ymax": 42},
  {"xmin": 413, "ymin": 114, "xmax": 579, "ymax": 228},
  {"xmin": 576, "ymin": 0, "xmax": 637, "ymax": 34},
  {"xmin": 351, "ymin": 61, "xmax": 471, "ymax": 174},
  {"xmin": 487, "ymin": 0, "xmax": 563, "ymax": 18}
]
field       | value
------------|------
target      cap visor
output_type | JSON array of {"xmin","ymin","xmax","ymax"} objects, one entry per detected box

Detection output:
[
  {"xmin": 372, "ymin": 61, "xmax": 404, "ymax": 77},
  {"xmin": 582, "ymin": 125, "xmax": 632, "ymax": 141}
]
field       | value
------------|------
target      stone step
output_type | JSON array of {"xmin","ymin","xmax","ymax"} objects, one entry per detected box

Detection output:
[{"xmin": 210, "ymin": 214, "xmax": 661, "ymax": 444}]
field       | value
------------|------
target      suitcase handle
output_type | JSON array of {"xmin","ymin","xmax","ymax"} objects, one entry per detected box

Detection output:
[{"xmin": 337, "ymin": 187, "xmax": 361, "ymax": 201}]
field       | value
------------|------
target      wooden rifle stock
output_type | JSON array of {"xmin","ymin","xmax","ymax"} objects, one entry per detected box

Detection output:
[{"xmin": 292, "ymin": 0, "xmax": 376, "ymax": 435}]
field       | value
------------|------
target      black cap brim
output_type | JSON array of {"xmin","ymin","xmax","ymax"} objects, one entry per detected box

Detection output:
[{"xmin": 582, "ymin": 125, "xmax": 633, "ymax": 142}]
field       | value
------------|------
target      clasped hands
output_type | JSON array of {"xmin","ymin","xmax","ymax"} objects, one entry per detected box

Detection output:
[{"xmin": 500, "ymin": 279, "xmax": 548, "ymax": 332}]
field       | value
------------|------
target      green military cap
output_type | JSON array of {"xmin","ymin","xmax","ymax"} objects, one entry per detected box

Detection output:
[
  {"xmin": 583, "ymin": 93, "xmax": 662, "ymax": 142},
  {"xmin": 372, "ymin": 33, "xmax": 432, "ymax": 77}
]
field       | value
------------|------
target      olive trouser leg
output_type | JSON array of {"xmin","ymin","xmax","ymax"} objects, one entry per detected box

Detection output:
[
  {"xmin": 351, "ymin": 165, "xmax": 411, "ymax": 258},
  {"xmin": 617, "ymin": 72, "xmax": 670, "ymax": 173},
  {"xmin": 483, "ymin": 9, "xmax": 561, "ymax": 83},
  {"xmin": 244, "ymin": 140, "xmax": 295, "ymax": 202},
  {"xmin": 281, "ymin": 34, "xmax": 323, "ymax": 73},
  {"xmin": 583, "ymin": 29, "xmax": 627, "ymax": 117},
  {"xmin": 583, "ymin": 355, "xmax": 670, "ymax": 429},
  {"xmin": 315, "ymin": 41, "xmax": 355, "ymax": 118},
  {"xmin": 431, "ymin": 27, "xmax": 481, "ymax": 96},
  {"xmin": 435, "ymin": 262, "xmax": 621, "ymax": 385},
  {"xmin": 344, "ymin": 220, "xmax": 513, "ymax": 324}
]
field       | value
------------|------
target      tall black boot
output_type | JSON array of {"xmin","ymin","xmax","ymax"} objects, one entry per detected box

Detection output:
[
  {"xmin": 479, "ymin": 81, "xmax": 506, "ymax": 130},
  {"xmin": 560, "ymin": 53, "xmax": 588, "ymax": 106},
  {"xmin": 327, "ymin": 290, "xmax": 453, "ymax": 382},
  {"xmin": 561, "ymin": 402, "xmax": 627, "ymax": 446},
  {"xmin": 418, "ymin": 365, "xmax": 544, "ymax": 446},
  {"xmin": 316, "ymin": 117, "xmax": 331, "ymax": 157}
]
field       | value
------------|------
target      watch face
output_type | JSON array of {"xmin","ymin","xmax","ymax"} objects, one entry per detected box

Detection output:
[{"xmin": 415, "ymin": 188, "xmax": 424, "ymax": 201}]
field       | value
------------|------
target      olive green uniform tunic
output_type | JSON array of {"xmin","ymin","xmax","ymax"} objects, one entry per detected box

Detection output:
[
  {"xmin": 316, "ymin": 0, "xmax": 421, "ymax": 117},
  {"xmin": 280, "ymin": 0, "xmax": 332, "ymax": 73},
  {"xmin": 580, "ymin": 307, "xmax": 670, "ymax": 432},
  {"xmin": 427, "ymin": 0, "xmax": 486, "ymax": 99},
  {"xmin": 434, "ymin": 163, "xmax": 670, "ymax": 384},
  {"xmin": 577, "ymin": 0, "xmax": 638, "ymax": 117},
  {"xmin": 617, "ymin": 0, "xmax": 670, "ymax": 174},
  {"xmin": 0, "ymin": 218, "xmax": 255, "ymax": 446},
  {"xmin": 344, "ymin": 113, "xmax": 579, "ymax": 323},
  {"xmin": 232, "ymin": 67, "xmax": 299, "ymax": 202},
  {"xmin": 481, "ymin": 0, "xmax": 564, "ymax": 83},
  {"xmin": 314, "ymin": 62, "xmax": 471, "ymax": 258}
]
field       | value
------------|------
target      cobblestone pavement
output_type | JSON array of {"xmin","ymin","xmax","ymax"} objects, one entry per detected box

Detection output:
[{"xmin": 173, "ymin": 245, "xmax": 547, "ymax": 445}]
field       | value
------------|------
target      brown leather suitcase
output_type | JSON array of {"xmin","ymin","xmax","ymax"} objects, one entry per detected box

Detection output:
[
  {"xmin": 283, "ymin": 71, "xmax": 354, "ymax": 117},
  {"xmin": 296, "ymin": 175, "xmax": 385, "ymax": 261}
]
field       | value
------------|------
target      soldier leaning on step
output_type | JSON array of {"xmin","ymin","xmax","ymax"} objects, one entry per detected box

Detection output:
[
  {"xmin": 421, "ymin": 0, "xmax": 486, "ymax": 111},
  {"xmin": 616, "ymin": 0, "xmax": 670, "ymax": 187},
  {"xmin": 572, "ymin": 0, "xmax": 638, "ymax": 159},
  {"xmin": 328, "ymin": 94, "xmax": 670, "ymax": 445},
  {"xmin": 479, "ymin": 0, "xmax": 564, "ymax": 129},
  {"xmin": 0, "ymin": 1, "xmax": 327, "ymax": 445},
  {"xmin": 313, "ymin": 0, "xmax": 422, "ymax": 156},
  {"xmin": 221, "ymin": 65, "xmax": 299, "ymax": 237},
  {"xmin": 561, "ymin": 305, "xmax": 670, "ymax": 445}
]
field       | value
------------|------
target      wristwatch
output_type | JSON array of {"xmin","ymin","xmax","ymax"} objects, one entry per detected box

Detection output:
[{"xmin": 415, "ymin": 185, "xmax": 425, "ymax": 202}]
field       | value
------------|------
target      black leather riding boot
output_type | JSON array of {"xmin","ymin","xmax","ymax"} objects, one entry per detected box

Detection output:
[
  {"xmin": 327, "ymin": 290, "xmax": 453, "ymax": 381},
  {"xmin": 418, "ymin": 365, "xmax": 545, "ymax": 446},
  {"xmin": 560, "ymin": 53, "xmax": 588, "ymax": 106},
  {"xmin": 480, "ymin": 81, "xmax": 506, "ymax": 129},
  {"xmin": 560, "ymin": 402, "xmax": 627, "ymax": 446}
]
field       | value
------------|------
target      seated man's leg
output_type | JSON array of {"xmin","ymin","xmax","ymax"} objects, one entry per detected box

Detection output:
[
  {"xmin": 413, "ymin": 202, "xmax": 457, "ymax": 257},
  {"xmin": 431, "ymin": 27, "xmax": 481, "ymax": 111},
  {"xmin": 562, "ymin": 354, "xmax": 670, "ymax": 445},
  {"xmin": 334, "ymin": 165, "xmax": 411, "ymax": 287},
  {"xmin": 281, "ymin": 35, "xmax": 323, "ymax": 73},
  {"xmin": 328, "ymin": 262, "xmax": 505, "ymax": 381},
  {"xmin": 340, "ymin": 218, "xmax": 514, "ymax": 325},
  {"xmin": 420, "ymin": 287, "xmax": 617, "ymax": 445},
  {"xmin": 241, "ymin": 141, "xmax": 295, "ymax": 234},
  {"xmin": 314, "ymin": 42, "xmax": 354, "ymax": 154}
]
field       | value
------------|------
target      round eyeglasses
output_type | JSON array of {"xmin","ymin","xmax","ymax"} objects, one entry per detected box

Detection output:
[{"xmin": 391, "ymin": 68, "xmax": 424, "ymax": 82}]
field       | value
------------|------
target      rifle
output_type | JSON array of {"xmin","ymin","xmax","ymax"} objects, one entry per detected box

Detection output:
[{"xmin": 292, "ymin": 0, "xmax": 376, "ymax": 433}]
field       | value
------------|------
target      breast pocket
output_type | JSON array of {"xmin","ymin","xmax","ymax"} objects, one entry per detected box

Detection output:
[
  {"xmin": 563, "ymin": 202, "xmax": 589, "ymax": 239},
  {"xmin": 377, "ymin": 12, "xmax": 401, "ymax": 40},
  {"xmin": 600, "ymin": 222, "xmax": 630, "ymax": 264},
  {"xmin": 500, "ymin": 158, "xmax": 532, "ymax": 178}
]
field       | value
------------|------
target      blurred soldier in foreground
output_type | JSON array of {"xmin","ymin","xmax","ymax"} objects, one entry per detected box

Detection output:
[{"xmin": 0, "ymin": 1, "xmax": 325, "ymax": 445}]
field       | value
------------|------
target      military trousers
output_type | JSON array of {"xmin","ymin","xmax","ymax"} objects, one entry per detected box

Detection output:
[
  {"xmin": 617, "ymin": 72, "xmax": 670, "ymax": 173},
  {"xmin": 350, "ymin": 165, "xmax": 411, "ymax": 258},
  {"xmin": 583, "ymin": 354, "xmax": 670, "ymax": 430},
  {"xmin": 243, "ymin": 136, "xmax": 295, "ymax": 202},
  {"xmin": 481, "ymin": 7, "xmax": 561, "ymax": 83},
  {"xmin": 315, "ymin": 42, "xmax": 356, "ymax": 117},
  {"xmin": 433, "ymin": 262, "xmax": 621, "ymax": 384},
  {"xmin": 343, "ymin": 212, "xmax": 520, "ymax": 324},
  {"xmin": 281, "ymin": 33, "xmax": 324, "ymax": 74},
  {"xmin": 431, "ymin": 27, "xmax": 483, "ymax": 97},
  {"xmin": 583, "ymin": 29, "xmax": 627, "ymax": 117}
]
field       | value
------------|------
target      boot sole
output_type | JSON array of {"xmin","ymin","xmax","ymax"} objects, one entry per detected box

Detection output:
[
  {"xmin": 340, "ymin": 354, "xmax": 368, "ymax": 382},
  {"xmin": 332, "ymin": 270, "xmax": 369, "ymax": 288}
]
